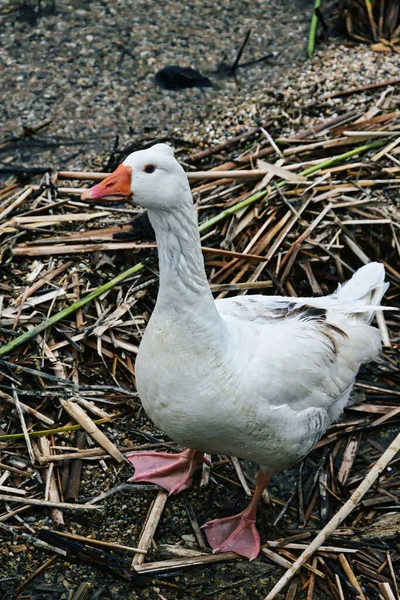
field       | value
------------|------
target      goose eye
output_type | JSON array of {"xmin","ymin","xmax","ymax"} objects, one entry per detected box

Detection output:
[{"xmin": 144, "ymin": 164, "xmax": 155, "ymax": 174}]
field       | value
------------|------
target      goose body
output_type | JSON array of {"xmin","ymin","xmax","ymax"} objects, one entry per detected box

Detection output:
[
  {"xmin": 82, "ymin": 143, "xmax": 388, "ymax": 558},
  {"xmin": 137, "ymin": 285, "xmax": 382, "ymax": 473}
]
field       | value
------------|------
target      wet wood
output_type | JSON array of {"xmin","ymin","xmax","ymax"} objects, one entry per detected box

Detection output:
[
  {"xmin": 60, "ymin": 399, "xmax": 126, "ymax": 463},
  {"xmin": 132, "ymin": 490, "xmax": 168, "ymax": 567}
]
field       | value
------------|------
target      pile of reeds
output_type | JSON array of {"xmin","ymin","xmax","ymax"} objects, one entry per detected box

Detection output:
[
  {"xmin": 0, "ymin": 84, "xmax": 400, "ymax": 599},
  {"xmin": 324, "ymin": 0, "xmax": 400, "ymax": 48}
]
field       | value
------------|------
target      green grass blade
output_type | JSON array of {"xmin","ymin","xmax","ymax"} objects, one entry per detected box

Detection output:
[
  {"xmin": 308, "ymin": 0, "xmax": 322, "ymax": 58},
  {"xmin": 0, "ymin": 262, "xmax": 144, "ymax": 357}
]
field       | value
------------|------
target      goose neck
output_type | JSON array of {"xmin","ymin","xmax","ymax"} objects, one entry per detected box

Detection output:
[{"xmin": 148, "ymin": 202, "xmax": 215, "ymax": 312}]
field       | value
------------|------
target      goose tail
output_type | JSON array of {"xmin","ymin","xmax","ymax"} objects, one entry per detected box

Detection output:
[{"xmin": 334, "ymin": 262, "xmax": 389, "ymax": 323}]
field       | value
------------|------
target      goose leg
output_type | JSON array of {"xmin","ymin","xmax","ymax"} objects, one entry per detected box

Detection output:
[
  {"xmin": 127, "ymin": 448, "xmax": 206, "ymax": 495},
  {"xmin": 203, "ymin": 470, "xmax": 269, "ymax": 560}
]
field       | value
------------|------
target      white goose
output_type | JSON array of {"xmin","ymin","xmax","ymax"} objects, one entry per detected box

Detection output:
[{"xmin": 82, "ymin": 144, "xmax": 388, "ymax": 559}]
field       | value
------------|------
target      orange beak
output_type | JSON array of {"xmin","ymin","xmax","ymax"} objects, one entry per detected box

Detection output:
[{"xmin": 81, "ymin": 164, "xmax": 132, "ymax": 202}]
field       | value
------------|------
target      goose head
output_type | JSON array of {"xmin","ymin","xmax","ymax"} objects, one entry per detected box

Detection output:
[{"xmin": 81, "ymin": 144, "xmax": 190, "ymax": 210}]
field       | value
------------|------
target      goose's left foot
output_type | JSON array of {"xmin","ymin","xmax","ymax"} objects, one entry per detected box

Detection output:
[
  {"xmin": 127, "ymin": 448, "xmax": 206, "ymax": 495},
  {"xmin": 203, "ymin": 510, "xmax": 260, "ymax": 559},
  {"xmin": 202, "ymin": 470, "xmax": 270, "ymax": 560}
]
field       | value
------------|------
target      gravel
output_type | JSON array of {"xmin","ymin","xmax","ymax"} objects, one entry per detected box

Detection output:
[
  {"xmin": 0, "ymin": 0, "xmax": 313, "ymax": 170},
  {"xmin": 2, "ymin": 1, "xmax": 400, "ymax": 175},
  {"xmin": 2, "ymin": 1, "xmax": 400, "ymax": 173}
]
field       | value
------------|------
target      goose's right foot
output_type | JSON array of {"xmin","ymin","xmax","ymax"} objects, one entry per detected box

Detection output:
[{"xmin": 127, "ymin": 448, "xmax": 206, "ymax": 495}]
